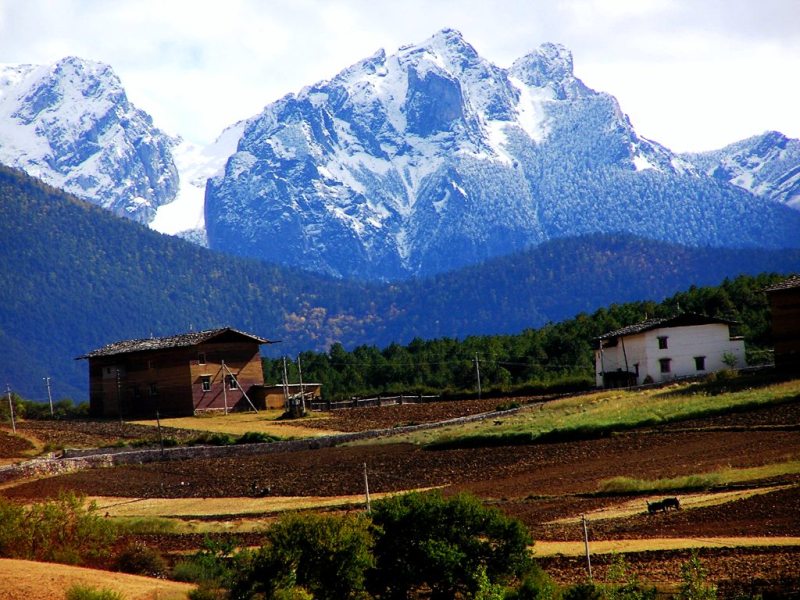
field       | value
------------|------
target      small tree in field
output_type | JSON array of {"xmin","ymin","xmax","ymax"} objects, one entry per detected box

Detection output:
[
  {"xmin": 232, "ymin": 512, "xmax": 373, "ymax": 600},
  {"xmin": 369, "ymin": 491, "xmax": 533, "ymax": 600}
]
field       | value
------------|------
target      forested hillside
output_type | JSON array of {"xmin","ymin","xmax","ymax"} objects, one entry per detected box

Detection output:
[
  {"xmin": 269, "ymin": 274, "xmax": 785, "ymax": 400},
  {"xmin": 1, "ymin": 165, "xmax": 799, "ymax": 399}
]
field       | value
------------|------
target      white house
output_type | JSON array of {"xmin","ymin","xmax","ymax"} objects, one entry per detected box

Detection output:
[{"xmin": 595, "ymin": 314, "xmax": 746, "ymax": 388}]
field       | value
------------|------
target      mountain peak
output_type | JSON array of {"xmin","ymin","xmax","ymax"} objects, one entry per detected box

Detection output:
[
  {"xmin": 510, "ymin": 42, "xmax": 582, "ymax": 97},
  {"xmin": 0, "ymin": 56, "xmax": 178, "ymax": 222}
]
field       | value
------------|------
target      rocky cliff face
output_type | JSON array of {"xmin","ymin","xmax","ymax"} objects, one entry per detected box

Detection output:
[
  {"xmin": 0, "ymin": 57, "xmax": 178, "ymax": 222},
  {"xmin": 205, "ymin": 29, "xmax": 800, "ymax": 280}
]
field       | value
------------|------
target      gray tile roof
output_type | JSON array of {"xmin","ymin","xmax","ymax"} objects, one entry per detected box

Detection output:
[
  {"xmin": 78, "ymin": 327, "xmax": 271, "ymax": 359},
  {"xmin": 765, "ymin": 275, "xmax": 800, "ymax": 292},
  {"xmin": 597, "ymin": 313, "xmax": 738, "ymax": 341}
]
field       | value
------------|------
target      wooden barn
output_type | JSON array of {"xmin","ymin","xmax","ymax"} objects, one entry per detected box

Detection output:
[
  {"xmin": 79, "ymin": 328, "xmax": 273, "ymax": 418},
  {"xmin": 766, "ymin": 276, "xmax": 800, "ymax": 373}
]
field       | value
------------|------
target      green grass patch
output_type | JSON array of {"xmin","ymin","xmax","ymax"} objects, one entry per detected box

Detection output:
[
  {"xmin": 597, "ymin": 460, "xmax": 800, "ymax": 494},
  {"xmin": 413, "ymin": 374, "xmax": 800, "ymax": 449},
  {"xmin": 112, "ymin": 516, "xmax": 179, "ymax": 535}
]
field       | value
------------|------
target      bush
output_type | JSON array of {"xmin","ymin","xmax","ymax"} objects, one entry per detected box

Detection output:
[
  {"xmin": 114, "ymin": 541, "xmax": 167, "ymax": 577},
  {"xmin": 190, "ymin": 432, "xmax": 235, "ymax": 446},
  {"xmin": 369, "ymin": 491, "xmax": 532, "ymax": 600},
  {"xmin": 65, "ymin": 585, "xmax": 125, "ymax": 600},
  {"xmin": 0, "ymin": 492, "xmax": 115, "ymax": 564},
  {"xmin": 237, "ymin": 431, "xmax": 280, "ymax": 444},
  {"xmin": 677, "ymin": 552, "xmax": 717, "ymax": 600},
  {"xmin": 233, "ymin": 513, "xmax": 374, "ymax": 600}
]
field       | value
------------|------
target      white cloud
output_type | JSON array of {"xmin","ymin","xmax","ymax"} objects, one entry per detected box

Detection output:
[{"xmin": 0, "ymin": 0, "xmax": 797, "ymax": 150}]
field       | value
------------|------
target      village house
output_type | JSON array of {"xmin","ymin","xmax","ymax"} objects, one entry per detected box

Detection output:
[
  {"xmin": 595, "ymin": 313, "xmax": 746, "ymax": 388},
  {"xmin": 78, "ymin": 327, "xmax": 273, "ymax": 418},
  {"xmin": 765, "ymin": 275, "xmax": 800, "ymax": 373}
]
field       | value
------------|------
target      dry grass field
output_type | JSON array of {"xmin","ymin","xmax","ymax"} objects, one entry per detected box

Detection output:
[{"xmin": 0, "ymin": 558, "xmax": 194, "ymax": 600}]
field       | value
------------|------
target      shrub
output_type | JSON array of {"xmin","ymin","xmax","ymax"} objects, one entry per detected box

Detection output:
[
  {"xmin": 505, "ymin": 564, "xmax": 558, "ymax": 600},
  {"xmin": 237, "ymin": 431, "xmax": 280, "ymax": 444},
  {"xmin": 233, "ymin": 513, "xmax": 374, "ymax": 600},
  {"xmin": 65, "ymin": 585, "xmax": 125, "ymax": 600},
  {"xmin": 0, "ymin": 492, "xmax": 115, "ymax": 564},
  {"xmin": 114, "ymin": 541, "xmax": 167, "ymax": 577},
  {"xmin": 190, "ymin": 432, "xmax": 235, "ymax": 446},
  {"xmin": 677, "ymin": 552, "xmax": 717, "ymax": 600},
  {"xmin": 369, "ymin": 491, "xmax": 532, "ymax": 600}
]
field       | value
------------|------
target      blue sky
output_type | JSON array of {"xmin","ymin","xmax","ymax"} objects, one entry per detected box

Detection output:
[{"xmin": 1, "ymin": 0, "xmax": 798, "ymax": 151}]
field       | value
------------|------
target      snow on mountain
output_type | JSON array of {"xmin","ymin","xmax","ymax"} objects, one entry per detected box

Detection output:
[
  {"xmin": 150, "ymin": 120, "xmax": 247, "ymax": 242},
  {"xmin": 205, "ymin": 28, "xmax": 800, "ymax": 280},
  {"xmin": 0, "ymin": 57, "xmax": 178, "ymax": 223},
  {"xmin": 682, "ymin": 131, "xmax": 800, "ymax": 210}
]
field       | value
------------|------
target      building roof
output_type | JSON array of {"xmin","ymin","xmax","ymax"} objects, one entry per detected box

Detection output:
[
  {"xmin": 765, "ymin": 275, "xmax": 800, "ymax": 292},
  {"xmin": 597, "ymin": 313, "xmax": 738, "ymax": 342},
  {"xmin": 78, "ymin": 327, "xmax": 272, "ymax": 359}
]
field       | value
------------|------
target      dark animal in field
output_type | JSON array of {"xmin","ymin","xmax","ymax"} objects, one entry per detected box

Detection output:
[
  {"xmin": 647, "ymin": 497, "xmax": 681, "ymax": 514},
  {"xmin": 662, "ymin": 497, "xmax": 681, "ymax": 511}
]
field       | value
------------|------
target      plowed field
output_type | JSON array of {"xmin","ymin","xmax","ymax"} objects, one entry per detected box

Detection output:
[{"xmin": 2, "ymin": 394, "xmax": 800, "ymax": 592}]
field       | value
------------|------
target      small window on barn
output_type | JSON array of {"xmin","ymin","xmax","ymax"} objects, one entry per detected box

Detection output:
[
  {"xmin": 657, "ymin": 336, "xmax": 669, "ymax": 349},
  {"xmin": 227, "ymin": 375, "xmax": 239, "ymax": 390},
  {"xmin": 147, "ymin": 359, "xmax": 155, "ymax": 370},
  {"xmin": 149, "ymin": 383, "xmax": 158, "ymax": 397},
  {"xmin": 198, "ymin": 352, "xmax": 206, "ymax": 365},
  {"xmin": 694, "ymin": 356, "xmax": 706, "ymax": 371},
  {"xmin": 659, "ymin": 358, "xmax": 671, "ymax": 373},
  {"xmin": 201, "ymin": 376, "xmax": 211, "ymax": 392}
]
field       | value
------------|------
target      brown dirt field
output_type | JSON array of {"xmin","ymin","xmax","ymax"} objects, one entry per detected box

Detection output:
[
  {"xmin": 2, "ymin": 396, "xmax": 800, "ymax": 592},
  {"xmin": 0, "ymin": 428, "xmax": 35, "ymax": 457},
  {"xmin": 301, "ymin": 396, "xmax": 527, "ymax": 431},
  {"xmin": 8, "ymin": 419, "xmax": 200, "ymax": 450}
]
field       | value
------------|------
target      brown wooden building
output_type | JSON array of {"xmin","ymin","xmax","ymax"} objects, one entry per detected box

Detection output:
[
  {"xmin": 78, "ymin": 328, "xmax": 273, "ymax": 418},
  {"xmin": 766, "ymin": 276, "xmax": 800, "ymax": 373}
]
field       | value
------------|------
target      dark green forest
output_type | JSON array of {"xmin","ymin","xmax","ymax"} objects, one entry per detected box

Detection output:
[
  {"xmin": 1, "ymin": 164, "xmax": 798, "ymax": 399},
  {"xmin": 266, "ymin": 273, "xmax": 784, "ymax": 400}
]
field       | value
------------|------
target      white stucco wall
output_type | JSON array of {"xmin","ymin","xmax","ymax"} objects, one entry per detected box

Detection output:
[{"xmin": 595, "ymin": 323, "xmax": 746, "ymax": 387}]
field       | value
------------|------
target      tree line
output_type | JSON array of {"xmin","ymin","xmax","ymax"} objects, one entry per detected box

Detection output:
[{"xmin": 264, "ymin": 273, "xmax": 785, "ymax": 401}]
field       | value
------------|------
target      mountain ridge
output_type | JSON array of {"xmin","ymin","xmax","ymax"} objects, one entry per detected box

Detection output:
[{"xmin": 2, "ymin": 164, "xmax": 799, "ymax": 400}]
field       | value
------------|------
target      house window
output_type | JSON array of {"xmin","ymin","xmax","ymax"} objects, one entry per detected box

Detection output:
[
  {"xmin": 227, "ymin": 375, "xmax": 238, "ymax": 390},
  {"xmin": 201, "ymin": 376, "xmax": 211, "ymax": 392},
  {"xmin": 147, "ymin": 359, "xmax": 155, "ymax": 370},
  {"xmin": 198, "ymin": 352, "xmax": 206, "ymax": 365},
  {"xmin": 657, "ymin": 336, "xmax": 669, "ymax": 350},
  {"xmin": 695, "ymin": 356, "xmax": 706, "ymax": 371},
  {"xmin": 659, "ymin": 358, "xmax": 671, "ymax": 373},
  {"xmin": 634, "ymin": 363, "xmax": 640, "ymax": 377},
  {"xmin": 149, "ymin": 383, "xmax": 158, "ymax": 397}
]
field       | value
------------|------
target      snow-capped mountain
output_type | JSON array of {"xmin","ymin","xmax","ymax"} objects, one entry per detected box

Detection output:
[
  {"xmin": 0, "ymin": 57, "xmax": 178, "ymax": 222},
  {"xmin": 205, "ymin": 29, "xmax": 800, "ymax": 280},
  {"xmin": 682, "ymin": 131, "xmax": 800, "ymax": 210}
]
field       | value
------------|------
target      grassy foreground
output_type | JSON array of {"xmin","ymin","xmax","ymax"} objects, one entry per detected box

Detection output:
[
  {"xmin": 0, "ymin": 558, "xmax": 193, "ymax": 600},
  {"xmin": 380, "ymin": 374, "xmax": 800, "ymax": 448}
]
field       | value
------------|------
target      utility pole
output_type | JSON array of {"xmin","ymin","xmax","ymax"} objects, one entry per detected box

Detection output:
[
  {"xmin": 43, "ymin": 376, "xmax": 54, "ymax": 417},
  {"xmin": 363, "ymin": 463, "xmax": 371, "ymax": 514},
  {"xmin": 116, "ymin": 369, "xmax": 123, "ymax": 425},
  {"xmin": 6, "ymin": 384, "xmax": 16, "ymax": 434},
  {"xmin": 221, "ymin": 360, "xmax": 229, "ymax": 415},
  {"xmin": 475, "ymin": 353, "xmax": 482, "ymax": 399},
  {"xmin": 297, "ymin": 354, "xmax": 306, "ymax": 415},
  {"xmin": 282, "ymin": 356, "xmax": 290, "ymax": 409},
  {"xmin": 582, "ymin": 514, "xmax": 593, "ymax": 581}
]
